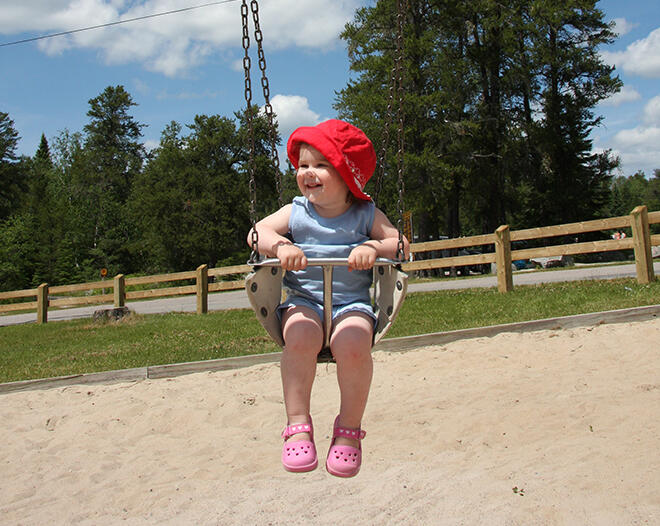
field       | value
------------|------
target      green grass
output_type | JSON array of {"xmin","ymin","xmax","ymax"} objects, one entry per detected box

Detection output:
[
  {"xmin": 386, "ymin": 278, "xmax": 659, "ymax": 337},
  {"xmin": 0, "ymin": 310, "xmax": 281, "ymax": 383},
  {"xmin": 1, "ymin": 278, "xmax": 658, "ymax": 384}
]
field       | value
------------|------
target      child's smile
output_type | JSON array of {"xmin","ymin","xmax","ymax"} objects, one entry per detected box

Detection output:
[
  {"xmin": 303, "ymin": 176, "xmax": 322, "ymax": 190},
  {"xmin": 296, "ymin": 144, "xmax": 351, "ymax": 217}
]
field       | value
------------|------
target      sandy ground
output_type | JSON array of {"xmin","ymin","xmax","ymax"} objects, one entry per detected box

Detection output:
[{"xmin": 1, "ymin": 318, "xmax": 659, "ymax": 525}]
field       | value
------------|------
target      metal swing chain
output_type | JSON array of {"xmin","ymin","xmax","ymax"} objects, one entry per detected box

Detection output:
[
  {"xmin": 374, "ymin": 0, "xmax": 406, "ymax": 261},
  {"xmin": 250, "ymin": 0, "xmax": 283, "ymax": 209},
  {"xmin": 394, "ymin": 0, "xmax": 407, "ymax": 262},
  {"xmin": 374, "ymin": 66, "xmax": 397, "ymax": 205},
  {"xmin": 241, "ymin": 0, "xmax": 259, "ymax": 262}
]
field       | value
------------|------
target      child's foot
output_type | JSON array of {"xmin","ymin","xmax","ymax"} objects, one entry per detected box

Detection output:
[
  {"xmin": 281, "ymin": 419, "xmax": 318, "ymax": 473},
  {"xmin": 332, "ymin": 435, "xmax": 360, "ymax": 449},
  {"xmin": 284, "ymin": 428, "xmax": 311, "ymax": 443},
  {"xmin": 326, "ymin": 416, "xmax": 366, "ymax": 478}
]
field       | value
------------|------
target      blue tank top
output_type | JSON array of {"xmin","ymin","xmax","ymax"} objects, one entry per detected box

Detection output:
[{"xmin": 283, "ymin": 196, "xmax": 375, "ymax": 305}]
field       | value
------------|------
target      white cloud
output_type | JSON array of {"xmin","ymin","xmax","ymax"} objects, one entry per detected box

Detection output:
[
  {"xmin": 607, "ymin": 97, "xmax": 660, "ymax": 175},
  {"xmin": 230, "ymin": 58, "xmax": 244, "ymax": 73},
  {"xmin": 601, "ymin": 85, "xmax": 641, "ymax": 106},
  {"xmin": 643, "ymin": 95, "xmax": 660, "ymax": 125},
  {"xmin": 611, "ymin": 18, "xmax": 637, "ymax": 37},
  {"xmin": 0, "ymin": 0, "xmax": 361, "ymax": 77},
  {"xmin": 269, "ymin": 93, "xmax": 322, "ymax": 140},
  {"xmin": 596, "ymin": 95, "xmax": 660, "ymax": 175},
  {"xmin": 601, "ymin": 27, "xmax": 660, "ymax": 78},
  {"xmin": 265, "ymin": 94, "xmax": 324, "ymax": 163},
  {"xmin": 255, "ymin": 0, "xmax": 357, "ymax": 50},
  {"xmin": 143, "ymin": 138, "xmax": 159, "ymax": 151},
  {"xmin": 0, "ymin": 1, "xmax": 81, "ymax": 32},
  {"xmin": 613, "ymin": 125, "xmax": 660, "ymax": 148},
  {"xmin": 131, "ymin": 77, "xmax": 151, "ymax": 95}
]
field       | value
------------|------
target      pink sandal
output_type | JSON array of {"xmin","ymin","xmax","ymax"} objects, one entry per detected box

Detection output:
[
  {"xmin": 281, "ymin": 418, "xmax": 318, "ymax": 473},
  {"xmin": 325, "ymin": 416, "xmax": 366, "ymax": 478}
]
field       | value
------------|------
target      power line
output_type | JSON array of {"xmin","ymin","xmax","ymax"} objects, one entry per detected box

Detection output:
[{"xmin": 0, "ymin": 0, "xmax": 238, "ymax": 48}]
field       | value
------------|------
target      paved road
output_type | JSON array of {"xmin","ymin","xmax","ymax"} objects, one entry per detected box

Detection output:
[{"xmin": 2, "ymin": 262, "xmax": 658, "ymax": 327}]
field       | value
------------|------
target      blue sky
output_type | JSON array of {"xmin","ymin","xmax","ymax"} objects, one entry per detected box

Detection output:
[{"xmin": 1, "ymin": 0, "xmax": 659, "ymax": 177}]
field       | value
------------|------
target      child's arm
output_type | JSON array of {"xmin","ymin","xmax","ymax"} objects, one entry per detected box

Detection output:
[
  {"xmin": 246, "ymin": 204, "xmax": 308, "ymax": 271},
  {"xmin": 348, "ymin": 207, "xmax": 410, "ymax": 271}
]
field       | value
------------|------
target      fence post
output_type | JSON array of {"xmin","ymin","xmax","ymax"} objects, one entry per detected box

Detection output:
[
  {"xmin": 495, "ymin": 225, "xmax": 513, "ymax": 293},
  {"xmin": 630, "ymin": 205, "xmax": 655, "ymax": 284},
  {"xmin": 37, "ymin": 283, "xmax": 49, "ymax": 324},
  {"xmin": 196, "ymin": 264, "xmax": 208, "ymax": 314},
  {"xmin": 114, "ymin": 274, "xmax": 126, "ymax": 307}
]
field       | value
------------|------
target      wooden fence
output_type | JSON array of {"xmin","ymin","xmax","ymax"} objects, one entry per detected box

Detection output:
[
  {"xmin": 406, "ymin": 205, "xmax": 658, "ymax": 292},
  {"xmin": 1, "ymin": 205, "xmax": 658, "ymax": 324}
]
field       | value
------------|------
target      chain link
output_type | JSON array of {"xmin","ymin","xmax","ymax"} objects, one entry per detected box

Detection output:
[
  {"xmin": 373, "ymin": 0, "xmax": 407, "ymax": 261},
  {"xmin": 395, "ymin": 0, "xmax": 407, "ymax": 261},
  {"xmin": 241, "ymin": 0, "xmax": 259, "ymax": 262},
  {"xmin": 250, "ymin": 0, "xmax": 283, "ymax": 208},
  {"xmin": 243, "ymin": 0, "xmax": 283, "ymax": 261},
  {"xmin": 374, "ymin": 66, "xmax": 397, "ymax": 205},
  {"xmin": 394, "ymin": 0, "xmax": 407, "ymax": 261}
]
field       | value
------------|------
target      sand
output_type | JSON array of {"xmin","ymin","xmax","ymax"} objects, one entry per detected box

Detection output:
[{"xmin": 1, "ymin": 318, "xmax": 659, "ymax": 525}]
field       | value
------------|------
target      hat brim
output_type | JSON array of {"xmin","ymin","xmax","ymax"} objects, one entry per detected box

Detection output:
[{"xmin": 287, "ymin": 126, "xmax": 372, "ymax": 201}]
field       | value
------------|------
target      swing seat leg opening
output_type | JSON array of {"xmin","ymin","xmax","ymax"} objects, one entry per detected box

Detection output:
[
  {"xmin": 317, "ymin": 347, "xmax": 334, "ymax": 363},
  {"xmin": 245, "ymin": 259, "xmax": 408, "ymax": 364}
]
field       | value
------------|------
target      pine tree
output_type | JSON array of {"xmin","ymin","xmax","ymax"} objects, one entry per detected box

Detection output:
[
  {"xmin": 80, "ymin": 86, "xmax": 145, "ymax": 276},
  {"xmin": 336, "ymin": 0, "xmax": 622, "ymax": 239},
  {"xmin": 0, "ymin": 111, "xmax": 26, "ymax": 221},
  {"xmin": 523, "ymin": 0, "xmax": 621, "ymax": 226},
  {"xmin": 129, "ymin": 110, "xmax": 275, "ymax": 272},
  {"xmin": 27, "ymin": 134, "xmax": 57, "ymax": 285},
  {"xmin": 0, "ymin": 215, "xmax": 38, "ymax": 291},
  {"xmin": 337, "ymin": 0, "xmax": 476, "ymax": 240},
  {"xmin": 49, "ymin": 129, "xmax": 93, "ymax": 283}
]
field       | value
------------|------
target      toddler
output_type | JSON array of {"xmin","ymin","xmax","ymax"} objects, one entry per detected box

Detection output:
[{"xmin": 248, "ymin": 119, "xmax": 409, "ymax": 477}]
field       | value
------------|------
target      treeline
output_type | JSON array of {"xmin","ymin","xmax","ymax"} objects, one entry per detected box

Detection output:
[
  {"xmin": 334, "ymin": 0, "xmax": 659, "ymax": 239},
  {"xmin": 0, "ymin": 87, "xmax": 292, "ymax": 291},
  {"xmin": 2, "ymin": 0, "xmax": 660, "ymax": 292}
]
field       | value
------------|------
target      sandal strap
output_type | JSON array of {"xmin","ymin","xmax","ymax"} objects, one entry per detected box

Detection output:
[
  {"xmin": 333, "ymin": 424, "xmax": 366, "ymax": 441},
  {"xmin": 282, "ymin": 422, "xmax": 313, "ymax": 440}
]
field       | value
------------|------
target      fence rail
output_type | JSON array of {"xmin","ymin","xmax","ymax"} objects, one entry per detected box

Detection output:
[{"xmin": 1, "ymin": 206, "xmax": 658, "ymax": 324}]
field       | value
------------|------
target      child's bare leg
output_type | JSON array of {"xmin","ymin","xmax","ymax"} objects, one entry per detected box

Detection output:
[
  {"xmin": 280, "ymin": 306, "xmax": 323, "ymax": 441},
  {"xmin": 330, "ymin": 312, "xmax": 374, "ymax": 448}
]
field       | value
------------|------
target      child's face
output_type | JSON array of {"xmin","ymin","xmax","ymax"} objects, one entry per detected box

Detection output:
[{"xmin": 296, "ymin": 144, "xmax": 351, "ymax": 216}]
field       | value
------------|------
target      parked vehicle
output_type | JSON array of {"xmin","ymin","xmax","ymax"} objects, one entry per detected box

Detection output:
[
  {"xmin": 457, "ymin": 248, "xmax": 492, "ymax": 275},
  {"xmin": 413, "ymin": 236, "xmax": 491, "ymax": 277},
  {"xmin": 530, "ymin": 255, "xmax": 574, "ymax": 268},
  {"xmin": 513, "ymin": 259, "xmax": 536, "ymax": 270}
]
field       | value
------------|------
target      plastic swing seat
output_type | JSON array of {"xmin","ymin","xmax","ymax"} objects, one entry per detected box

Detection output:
[{"xmin": 246, "ymin": 258, "xmax": 408, "ymax": 362}]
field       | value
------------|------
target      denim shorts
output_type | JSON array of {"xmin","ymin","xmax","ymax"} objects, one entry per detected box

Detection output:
[{"xmin": 277, "ymin": 294, "xmax": 377, "ymax": 329}]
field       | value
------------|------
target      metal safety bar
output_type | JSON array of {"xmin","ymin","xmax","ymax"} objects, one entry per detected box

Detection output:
[{"xmin": 249, "ymin": 257, "xmax": 402, "ymax": 267}]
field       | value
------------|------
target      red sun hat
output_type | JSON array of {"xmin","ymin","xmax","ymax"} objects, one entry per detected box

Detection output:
[{"xmin": 287, "ymin": 119, "xmax": 376, "ymax": 201}]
